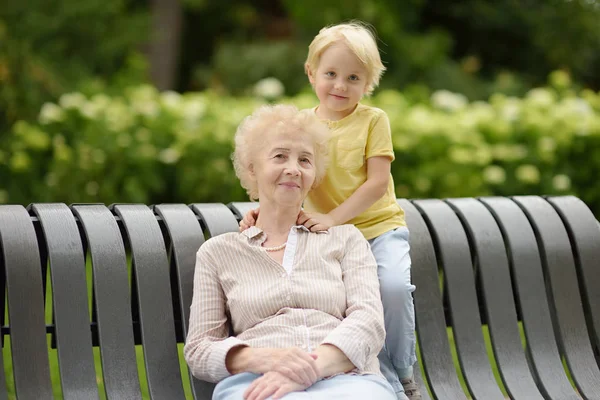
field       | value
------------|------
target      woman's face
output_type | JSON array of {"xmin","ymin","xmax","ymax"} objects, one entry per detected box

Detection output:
[{"xmin": 252, "ymin": 130, "xmax": 316, "ymax": 208}]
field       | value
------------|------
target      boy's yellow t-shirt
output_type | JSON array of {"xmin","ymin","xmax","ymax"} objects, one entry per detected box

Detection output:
[{"xmin": 304, "ymin": 103, "xmax": 406, "ymax": 240}]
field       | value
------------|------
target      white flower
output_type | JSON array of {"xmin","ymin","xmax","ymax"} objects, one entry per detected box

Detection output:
[
  {"xmin": 80, "ymin": 94, "xmax": 110, "ymax": 119},
  {"xmin": 182, "ymin": 97, "xmax": 206, "ymax": 128},
  {"xmin": 483, "ymin": 165, "xmax": 506, "ymax": 185},
  {"xmin": 158, "ymin": 148, "xmax": 181, "ymax": 164},
  {"xmin": 253, "ymin": 77, "xmax": 285, "ymax": 99},
  {"xmin": 161, "ymin": 91, "xmax": 182, "ymax": 110},
  {"xmin": 552, "ymin": 174, "xmax": 571, "ymax": 191},
  {"xmin": 500, "ymin": 98, "xmax": 521, "ymax": 122},
  {"xmin": 39, "ymin": 103, "xmax": 65, "ymax": 124},
  {"xmin": 59, "ymin": 92, "xmax": 87, "ymax": 110},
  {"xmin": 132, "ymin": 100, "xmax": 160, "ymax": 118},
  {"xmin": 562, "ymin": 98, "xmax": 593, "ymax": 116},
  {"xmin": 431, "ymin": 90, "xmax": 468, "ymax": 112},
  {"xmin": 515, "ymin": 164, "xmax": 540, "ymax": 184},
  {"xmin": 526, "ymin": 88, "xmax": 555, "ymax": 108}
]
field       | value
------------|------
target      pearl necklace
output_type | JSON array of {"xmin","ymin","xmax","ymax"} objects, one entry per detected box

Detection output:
[{"xmin": 262, "ymin": 242, "xmax": 287, "ymax": 252}]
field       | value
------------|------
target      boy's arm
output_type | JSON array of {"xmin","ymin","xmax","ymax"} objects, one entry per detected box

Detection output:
[
  {"xmin": 299, "ymin": 156, "xmax": 391, "ymax": 231},
  {"xmin": 328, "ymin": 155, "xmax": 391, "ymax": 225}
]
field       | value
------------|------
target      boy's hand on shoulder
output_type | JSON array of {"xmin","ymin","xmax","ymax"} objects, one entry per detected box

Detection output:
[
  {"xmin": 297, "ymin": 211, "xmax": 336, "ymax": 232},
  {"xmin": 239, "ymin": 207, "xmax": 259, "ymax": 232}
]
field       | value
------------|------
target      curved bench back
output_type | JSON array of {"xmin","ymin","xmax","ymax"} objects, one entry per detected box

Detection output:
[{"xmin": 0, "ymin": 196, "xmax": 597, "ymax": 399}]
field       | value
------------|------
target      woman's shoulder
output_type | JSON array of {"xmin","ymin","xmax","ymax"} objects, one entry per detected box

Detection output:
[{"xmin": 197, "ymin": 232, "xmax": 244, "ymax": 255}]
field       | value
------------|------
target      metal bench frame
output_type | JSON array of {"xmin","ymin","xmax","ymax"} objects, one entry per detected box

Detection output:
[{"xmin": 0, "ymin": 196, "xmax": 598, "ymax": 399}]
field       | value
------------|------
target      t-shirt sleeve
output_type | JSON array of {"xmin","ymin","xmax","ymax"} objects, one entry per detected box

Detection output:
[{"xmin": 365, "ymin": 111, "xmax": 395, "ymax": 161}]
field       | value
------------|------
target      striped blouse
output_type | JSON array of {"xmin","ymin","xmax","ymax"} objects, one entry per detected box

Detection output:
[{"xmin": 183, "ymin": 224, "xmax": 385, "ymax": 383}]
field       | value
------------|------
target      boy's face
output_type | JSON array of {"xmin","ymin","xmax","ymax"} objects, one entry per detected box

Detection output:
[{"xmin": 308, "ymin": 43, "xmax": 369, "ymax": 120}]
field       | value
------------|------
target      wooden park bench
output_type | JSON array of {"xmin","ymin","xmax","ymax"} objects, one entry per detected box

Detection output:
[{"xmin": 0, "ymin": 195, "xmax": 598, "ymax": 399}]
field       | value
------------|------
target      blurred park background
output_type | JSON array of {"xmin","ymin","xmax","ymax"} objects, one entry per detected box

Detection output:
[{"xmin": 2, "ymin": 0, "xmax": 600, "ymax": 216}]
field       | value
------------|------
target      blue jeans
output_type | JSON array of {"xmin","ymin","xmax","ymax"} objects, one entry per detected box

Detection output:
[
  {"xmin": 368, "ymin": 227, "xmax": 417, "ymax": 396},
  {"xmin": 213, "ymin": 372, "xmax": 396, "ymax": 399}
]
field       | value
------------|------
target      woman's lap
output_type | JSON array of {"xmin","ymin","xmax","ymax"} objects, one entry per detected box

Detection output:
[{"xmin": 213, "ymin": 372, "xmax": 396, "ymax": 400}]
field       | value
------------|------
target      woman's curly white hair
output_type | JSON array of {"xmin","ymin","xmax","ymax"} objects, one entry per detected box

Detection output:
[{"xmin": 232, "ymin": 104, "xmax": 330, "ymax": 201}]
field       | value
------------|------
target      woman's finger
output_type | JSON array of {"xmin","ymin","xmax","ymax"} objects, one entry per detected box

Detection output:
[
  {"xmin": 245, "ymin": 377, "xmax": 270, "ymax": 400},
  {"xmin": 254, "ymin": 384, "xmax": 278, "ymax": 400},
  {"xmin": 277, "ymin": 365, "xmax": 303, "ymax": 385},
  {"xmin": 272, "ymin": 383, "xmax": 296, "ymax": 400}
]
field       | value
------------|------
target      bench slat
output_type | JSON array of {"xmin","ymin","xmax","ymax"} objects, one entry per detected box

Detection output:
[
  {"xmin": 113, "ymin": 204, "xmax": 187, "ymax": 399},
  {"xmin": 399, "ymin": 199, "xmax": 465, "ymax": 400},
  {"xmin": 513, "ymin": 196, "xmax": 600, "ymax": 399},
  {"xmin": 228, "ymin": 202, "xmax": 257, "ymax": 221},
  {"xmin": 154, "ymin": 204, "xmax": 215, "ymax": 400},
  {"xmin": 447, "ymin": 198, "xmax": 545, "ymax": 399},
  {"xmin": 30, "ymin": 203, "xmax": 99, "ymax": 400},
  {"xmin": 72, "ymin": 205, "xmax": 142, "ymax": 400},
  {"xmin": 480, "ymin": 196, "xmax": 580, "ymax": 399},
  {"xmin": 190, "ymin": 203, "xmax": 240, "ymax": 237},
  {"xmin": 413, "ymin": 199, "xmax": 505, "ymax": 400},
  {"xmin": 0, "ymin": 205, "xmax": 52, "ymax": 400},
  {"xmin": 546, "ymin": 196, "xmax": 600, "ymax": 355}
]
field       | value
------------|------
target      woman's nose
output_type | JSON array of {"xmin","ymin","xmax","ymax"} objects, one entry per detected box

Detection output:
[{"xmin": 284, "ymin": 162, "xmax": 300, "ymax": 175}]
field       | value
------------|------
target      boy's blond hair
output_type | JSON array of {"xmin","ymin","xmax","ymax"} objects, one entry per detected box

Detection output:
[{"xmin": 305, "ymin": 21, "xmax": 386, "ymax": 96}]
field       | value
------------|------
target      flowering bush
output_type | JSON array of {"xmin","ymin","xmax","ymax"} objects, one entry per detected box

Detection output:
[{"xmin": 2, "ymin": 72, "xmax": 599, "ymax": 217}]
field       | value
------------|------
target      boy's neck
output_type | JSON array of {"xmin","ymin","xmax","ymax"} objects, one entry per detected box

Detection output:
[{"xmin": 315, "ymin": 103, "xmax": 359, "ymax": 121}]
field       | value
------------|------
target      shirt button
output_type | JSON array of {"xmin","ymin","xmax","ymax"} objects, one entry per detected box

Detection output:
[
  {"xmin": 281, "ymin": 273, "xmax": 286, "ymax": 278},
  {"xmin": 286, "ymin": 295, "xmax": 291, "ymax": 301}
]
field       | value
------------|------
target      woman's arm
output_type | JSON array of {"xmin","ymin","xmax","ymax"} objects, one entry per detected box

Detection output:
[
  {"xmin": 227, "ymin": 346, "xmax": 319, "ymax": 387},
  {"xmin": 184, "ymin": 245, "xmax": 248, "ymax": 382},
  {"xmin": 318, "ymin": 227, "xmax": 386, "ymax": 373},
  {"xmin": 312, "ymin": 344, "xmax": 355, "ymax": 378}
]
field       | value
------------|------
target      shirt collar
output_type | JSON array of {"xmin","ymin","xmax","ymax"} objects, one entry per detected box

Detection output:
[{"xmin": 241, "ymin": 225, "xmax": 329, "ymax": 240}]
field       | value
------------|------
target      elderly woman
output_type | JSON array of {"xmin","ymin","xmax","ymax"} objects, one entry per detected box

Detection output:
[{"xmin": 184, "ymin": 105, "xmax": 396, "ymax": 400}]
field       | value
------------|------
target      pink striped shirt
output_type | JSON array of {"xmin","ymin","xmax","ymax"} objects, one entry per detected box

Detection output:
[{"xmin": 184, "ymin": 224, "xmax": 385, "ymax": 383}]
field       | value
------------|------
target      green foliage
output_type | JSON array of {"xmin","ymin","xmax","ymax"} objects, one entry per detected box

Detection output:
[
  {"xmin": 191, "ymin": 0, "xmax": 600, "ymax": 99},
  {"xmin": 2, "ymin": 72, "xmax": 600, "ymax": 218},
  {"xmin": 205, "ymin": 40, "xmax": 308, "ymax": 96},
  {"xmin": 0, "ymin": 0, "xmax": 148, "ymax": 133}
]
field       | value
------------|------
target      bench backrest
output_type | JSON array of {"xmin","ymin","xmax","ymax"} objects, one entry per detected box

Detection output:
[{"xmin": 0, "ymin": 196, "xmax": 598, "ymax": 400}]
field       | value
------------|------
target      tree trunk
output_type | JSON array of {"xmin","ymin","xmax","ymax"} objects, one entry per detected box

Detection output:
[{"xmin": 148, "ymin": 0, "xmax": 183, "ymax": 91}]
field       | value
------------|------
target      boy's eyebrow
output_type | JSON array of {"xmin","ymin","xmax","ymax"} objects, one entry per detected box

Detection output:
[{"xmin": 323, "ymin": 66, "xmax": 364, "ymax": 74}]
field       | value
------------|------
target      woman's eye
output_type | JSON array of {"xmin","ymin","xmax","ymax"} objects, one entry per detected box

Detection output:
[
  {"xmin": 300, "ymin": 158, "xmax": 311, "ymax": 164},
  {"xmin": 275, "ymin": 154, "xmax": 285, "ymax": 159}
]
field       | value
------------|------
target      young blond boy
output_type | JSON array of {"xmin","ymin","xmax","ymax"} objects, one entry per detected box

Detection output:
[{"xmin": 242, "ymin": 22, "xmax": 420, "ymax": 400}]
